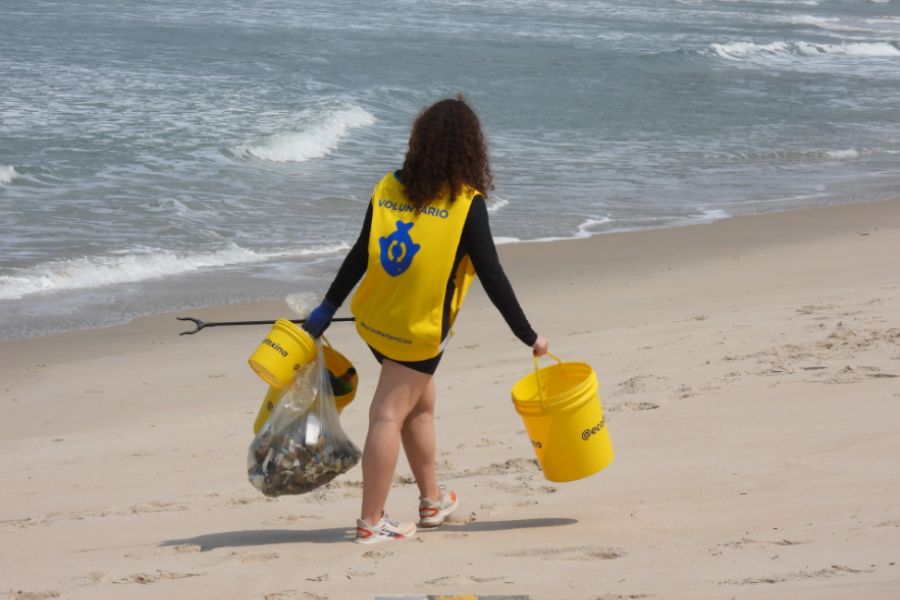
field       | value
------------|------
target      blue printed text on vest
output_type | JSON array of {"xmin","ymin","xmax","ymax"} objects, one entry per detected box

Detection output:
[{"xmin": 378, "ymin": 199, "xmax": 449, "ymax": 219}]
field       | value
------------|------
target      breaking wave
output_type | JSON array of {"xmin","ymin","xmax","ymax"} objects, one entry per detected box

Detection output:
[
  {"xmin": 715, "ymin": 148, "xmax": 864, "ymax": 162},
  {"xmin": 233, "ymin": 105, "xmax": 376, "ymax": 163},
  {"xmin": 0, "ymin": 166, "xmax": 19, "ymax": 185},
  {"xmin": 486, "ymin": 196, "xmax": 510, "ymax": 213},
  {"xmin": 709, "ymin": 40, "xmax": 900, "ymax": 61},
  {"xmin": 0, "ymin": 242, "xmax": 350, "ymax": 300}
]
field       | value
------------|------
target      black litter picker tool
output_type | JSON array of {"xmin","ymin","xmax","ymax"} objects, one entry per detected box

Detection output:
[{"xmin": 176, "ymin": 316, "xmax": 355, "ymax": 336}]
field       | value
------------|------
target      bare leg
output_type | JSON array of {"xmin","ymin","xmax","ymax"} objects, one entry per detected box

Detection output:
[
  {"xmin": 360, "ymin": 360, "xmax": 431, "ymax": 525},
  {"xmin": 401, "ymin": 377, "xmax": 440, "ymax": 502}
]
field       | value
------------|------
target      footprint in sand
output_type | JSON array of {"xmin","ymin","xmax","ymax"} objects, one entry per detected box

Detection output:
[
  {"xmin": 613, "ymin": 375, "xmax": 671, "ymax": 396},
  {"xmin": 446, "ymin": 511, "xmax": 478, "ymax": 525},
  {"xmin": 346, "ymin": 568, "xmax": 375, "ymax": 579},
  {"xmin": 502, "ymin": 546, "xmax": 626, "ymax": 560},
  {"xmin": 721, "ymin": 564, "xmax": 870, "ymax": 585},
  {"xmin": 129, "ymin": 500, "xmax": 188, "ymax": 514},
  {"xmin": 264, "ymin": 592, "xmax": 327, "ymax": 600},
  {"xmin": 82, "ymin": 572, "xmax": 106, "ymax": 584},
  {"xmin": 114, "ymin": 570, "xmax": 202, "ymax": 584},
  {"xmin": 232, "ymin": 551, "xmax": 279, "ymax": 563},
  {"xmin": 458, "ymin": 457, "xmax": 539, "ymax": 477},
  {"xmin": 753, "ymin": 364, "xmax": 795, "ymax": 376},
  {"xmin": 875, "ymin": 519, "xmax": 900, "ymax": 528},
  {"xmin": 720, "ymin": 371, "xmax": 744, "ymax": 383},
  {"xmin": 264, "ymin": 514, "xmax": 323, "ymax": 526},
  {"xmin": 673, "ymin": 384, "xmax": 694, "ymax": 399},
  {"xmin": 610, "ymin": 401, "xmax": 660, "ymax": 413},
  {"xmin": 796, "ymin": 304, "xmax": 837, "ymax": 316},
  {"xmin": 714, "ymin": 537, "xmax": 806, "ymax": 554},
  {"xmin": 224, "ymin": 496, "xmax": 272, "ymax": 507},
  {"xmin": 263, "ymin": 593, "xmax": 300, "ymax": 600},
  {"xmin": 475, "ymin": 437, "xmax": 503, "ymax": 447},
  {"xmin": 824, "ymin": 366, "xmax": 865, "ymax": 384},
  {"xmin": 422, "ymin": 574, "xmax": 512, "ymax": 586}
]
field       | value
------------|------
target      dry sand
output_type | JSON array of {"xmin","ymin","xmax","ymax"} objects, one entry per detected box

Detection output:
[{"xmin": 1, "ymin": 198, "xmax": 899, "ymax": 599}]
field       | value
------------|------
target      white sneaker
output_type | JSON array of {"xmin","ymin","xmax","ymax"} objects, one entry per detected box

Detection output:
[
  {"xmin": 354, "ymin": 514, "xmax": 416, "ymax": 544},
  {"xmin": 418, "ymin": 486, "xmax": 459, "ymax": 528}
]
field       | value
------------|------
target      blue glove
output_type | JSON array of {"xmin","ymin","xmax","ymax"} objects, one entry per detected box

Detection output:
[{"xmin": 302, "ymin": 299, "xmax": 337, "ymax": 338}]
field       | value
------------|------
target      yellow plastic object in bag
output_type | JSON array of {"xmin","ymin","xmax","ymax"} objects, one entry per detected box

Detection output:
[
  {"xmin": 248, "ymin": 319, "xmax": 317, "ymax": 389},
  {"xmin": 252, "ymin": 340, "xmax": 357, "ymax": 434}
]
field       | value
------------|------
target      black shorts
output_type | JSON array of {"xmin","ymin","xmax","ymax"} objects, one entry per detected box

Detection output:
[{"xmin": 368, "ymin": 345, "xmax": 443, "ymax": 376}]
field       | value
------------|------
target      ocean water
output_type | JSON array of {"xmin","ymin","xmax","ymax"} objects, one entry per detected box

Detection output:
[{"xmin": 2, "ymin": 0, "xmax": 900, "ymax": 339}]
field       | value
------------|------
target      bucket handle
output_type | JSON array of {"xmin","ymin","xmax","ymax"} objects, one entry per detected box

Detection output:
[{"xmin": 532, "ymin": 352, "xmax": 562, "ymax": 407}]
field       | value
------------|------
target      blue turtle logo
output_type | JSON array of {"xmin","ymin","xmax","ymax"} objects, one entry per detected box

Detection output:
[{"xmin": 379, "ymin": 220, "xmax": 421, "ymax": 277}]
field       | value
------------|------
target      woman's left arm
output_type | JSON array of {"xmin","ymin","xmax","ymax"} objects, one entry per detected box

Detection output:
[
  {"xmin": 463, "ymin": 196, "xmax": 539, "ymax": 347},
  {"xmin": 303, "ymin": 202, "xmax": 372, "ymax": 337}
]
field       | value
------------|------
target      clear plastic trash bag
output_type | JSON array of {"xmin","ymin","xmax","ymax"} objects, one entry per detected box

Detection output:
[{"xmin": 247, "ymin": 339, "xmax": 361, "ymax": 496}]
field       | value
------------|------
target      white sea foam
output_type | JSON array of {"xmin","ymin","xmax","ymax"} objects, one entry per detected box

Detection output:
[
  {"xmin": 0, "ymin": 166, "xmax": 19, "ymax": 185},
  {"xmin": 694, "ymin": 208, "xmax": 730, "ymax": 224},
  {"xmin": 710, "ymin": 41, "xmax": 900, "ymax": 60},
  {"xmin": 528, "ymin": 216, "xmax": 614, "ymax": 243},
  {"xmin": 493, "ymin": 236, "xmax": 521, "ymax": 245},
  {"xmin": 825, "ymin": 149, "xmax": 859, "ymax": 159},
  {"xmin": 711, "ymin": 41, "xmax": 790, "ymax": 60},
  {"xmin": 797, "ymin": 42, "xmax": 900, "ymax": 57},
  {"xmin": 718, "ymin": 147, "xmax": 864, "ymax": 162},
  {"xmin": 714, "ymin": 0, "xmax": 820, "ymax": 6},
  {"xmin": 234, "ymin": 106, "xmax": 376, "ymax": 163},
  {"xmin": 0, "ymin": 242, "xmax": 350, "ymax": 300},
  {"xmin": 486, "ymin": 196, "xmax": 510, "ymax": 214},
  {"xmin": 778, "ymin": 15, "xmax": 866, "ymax": 33},
  {"xmin": 575, "ymin": 217, "xmax": 613, "ymax": 237}
]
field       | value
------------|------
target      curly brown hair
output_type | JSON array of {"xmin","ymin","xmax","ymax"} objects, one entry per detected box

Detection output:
[{"xmin": 400, "ymin": 95, "xmax": 493, "ymax": 208}]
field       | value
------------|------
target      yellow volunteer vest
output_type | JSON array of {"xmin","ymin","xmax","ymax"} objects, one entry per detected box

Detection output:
[{"xmin": 351, "ymin": 172, "xmax": 477, "ymax": 361}]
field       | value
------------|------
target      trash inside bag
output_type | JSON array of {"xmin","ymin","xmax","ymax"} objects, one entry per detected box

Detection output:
[{"xmin": 247, "ymin": 339, "xmax": 361, "ymax": 496}]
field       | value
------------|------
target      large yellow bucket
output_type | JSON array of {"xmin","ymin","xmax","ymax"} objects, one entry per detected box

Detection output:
[
  {"xmin": 252, "ymin": 341, "xmax": 358, "ymax": 434},
  {"xmin": 248, "ymin": 319, "xmax": 316, "ymax": 389},
  {"xmin": 511, "ymin": 354, "xmax": 614, "ymax": 482}
]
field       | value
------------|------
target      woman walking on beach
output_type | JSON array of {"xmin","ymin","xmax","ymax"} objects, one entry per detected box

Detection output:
[{"xmin": 304, "ymin": 96, "xmax": 548, "ymax": 544}]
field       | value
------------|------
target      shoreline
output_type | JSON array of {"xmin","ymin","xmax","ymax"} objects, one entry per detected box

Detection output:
[{"xmin": 4, "ymin": 194, "xmax": 899, "ymax": 346}]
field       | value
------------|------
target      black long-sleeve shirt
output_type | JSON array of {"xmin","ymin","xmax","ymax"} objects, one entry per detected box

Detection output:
[{"xmin": 325, "ymin": 194, "xmax": 537, "ymax": 347}]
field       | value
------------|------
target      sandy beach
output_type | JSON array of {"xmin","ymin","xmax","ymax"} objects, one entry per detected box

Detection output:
[{"xmin": 2, "ymin": 198, "xmax": 899, "ymax": 599}]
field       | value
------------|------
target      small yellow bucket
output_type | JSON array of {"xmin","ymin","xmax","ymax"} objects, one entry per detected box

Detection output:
[
  {"xmin": 248, "ymin": 319, "xmax": 316, "ymax": 389},
  {"xmin": 252, "ymin": 341, "xmax": 358, "ymax": 434},
  {"xmin": 511, "ymin": 353, "xmax": 614, "ymax": 482}
]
